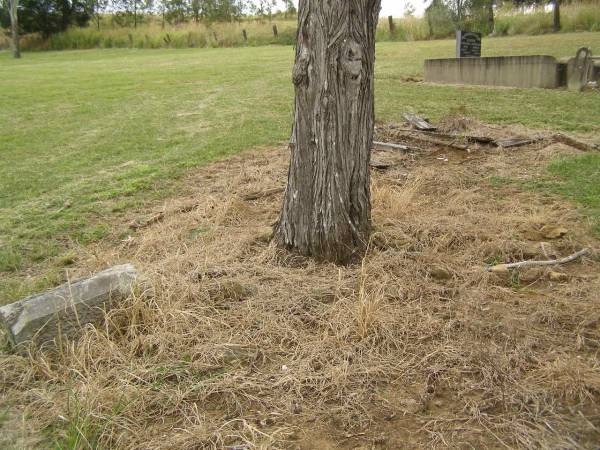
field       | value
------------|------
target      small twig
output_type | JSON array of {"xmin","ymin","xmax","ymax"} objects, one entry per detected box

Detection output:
[
  {"xmin": 129, "ymin": 212, "xmax": 165, "ymax": 230},
  {"xmin": 487, "ymin": 248, "xmax": 590, "ymax": 272},
  {"xmin": 176, "ymin": 203, "xmax": 200, "ymax": 214},
  {"xmin": 390, "ymin": 127, "xmax": 495, "ymax": 144},
  {"xmin": 540, "ymin": 242, "xmax": 551, "ymax": 259},
  {"xmin": 373, "ymin": 141, "xmax": 412, "ymax": 152},
  {"xmin": 370, "ymin": 160, "xmax": 392, "ymax": 170},
  {"xmin": 495, "ymin": 137, "xmax": 542, "ymax": 149},
  {"xmin": 241, "ymin": 187, "xmax": 285, "ymax": 201},
  {"xmin": 405, "ymin": 134, "xmax": 470, "ymax": 151}
]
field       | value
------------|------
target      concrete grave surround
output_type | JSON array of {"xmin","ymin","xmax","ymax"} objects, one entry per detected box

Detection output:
[
  {"xmin": 0, "ymin": 264, "xmax": 139, "ymax": 347},
  {"xmin": 425, "ymin": 55, "xmax": 562, "ymax": 89}
]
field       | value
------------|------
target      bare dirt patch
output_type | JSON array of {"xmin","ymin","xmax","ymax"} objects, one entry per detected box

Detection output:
[{"xmin": 1, "ymin": 119, "xmax": 599, "ymax": 449}]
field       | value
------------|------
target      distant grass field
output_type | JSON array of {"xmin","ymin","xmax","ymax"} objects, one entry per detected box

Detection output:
[{"xmin": 1, "ymin": 32, "xmax": 600, "ymax": 303}]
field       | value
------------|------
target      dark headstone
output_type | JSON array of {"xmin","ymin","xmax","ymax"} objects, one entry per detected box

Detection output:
[{"xmin": 456, "ymin": 31, "xmax": 481, "ymax": 58}]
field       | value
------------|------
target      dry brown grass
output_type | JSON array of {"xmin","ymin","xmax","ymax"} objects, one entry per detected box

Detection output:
[{"xmin": 1, "ymin": 119, "xmax": 600, "ymax": 449}]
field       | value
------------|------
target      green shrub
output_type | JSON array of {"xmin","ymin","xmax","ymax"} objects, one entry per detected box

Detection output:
[{"xmin": 10, "ymin": 1, "xmax": 600, "ymax": 52}]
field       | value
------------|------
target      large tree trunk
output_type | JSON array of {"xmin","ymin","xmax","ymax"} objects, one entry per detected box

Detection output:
[
  {"xmin": 275, "ymin": 0, "xmax": 381, "ymax": 265},
  {"xmin": 8, "ymin": 0, "xmax": 20, "ymax": 59}
]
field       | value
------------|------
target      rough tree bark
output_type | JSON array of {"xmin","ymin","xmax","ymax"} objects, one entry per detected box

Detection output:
[
  {"xmin": 8, "ymin": 0, "xmax": 20, "ymax": 59},
  {"xmin": 275, "ymin": 0, "xmax": 381, "ymax": 264}
]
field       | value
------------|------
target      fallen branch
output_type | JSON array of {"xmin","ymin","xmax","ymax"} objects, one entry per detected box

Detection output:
[
  {"xmin": 176, "ymin": 203, "xmax": 200, "ymax": 214},
  {"xmin": 129, "ymin": 212, "xmax": 165, "ymax": 230},
  {"xmin": 487, "ymin": 248, "xmax": 590, "ymax": 272},
  {"xmin": 241, "ymin": 187, "xmax": 285, "ymax": 201},
  {"xmin": 495, "ymin": 137, "xmax": 542, "ymax": 149},
  {"xmin": 391, "ymin": 127, "xmax": 495, "ymax": 144},
  {"xmin": 370, "ymin": 160, "xmax": 392, "ymax": 170},
  {"xmin": 373, "ymin": 141, "xmax": 412, "ymax": 152},
  {"xmin": 402, "ymin": 134, "xmax": 469, "ymax": 151}
]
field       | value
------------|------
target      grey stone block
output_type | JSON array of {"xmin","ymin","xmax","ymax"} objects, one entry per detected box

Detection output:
[
  {"xmin": 0, "ymin": 264, "xmax": 139, "ymax": 347},
  {"xmin": 424, "ymin": 55, "xmax": 562, "ymax": 89}
]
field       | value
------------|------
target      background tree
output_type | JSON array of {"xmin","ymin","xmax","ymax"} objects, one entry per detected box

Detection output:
[
  {"xmin": 282, "ymin": 0, "xmax": 295, "ymax": 17},
  {"xmin": 552, "ymin": 0, "xmax": 560, "ymax": 31},
  {"xmin": 85, "ymin": 0, "xmax": 109, "ymax": 29},
  {"xmin": 275, "ymin": 0, "xmax": 382, "ymax": 264},
  {"xmin": 251, "ymin": 0, "xmax": 275, "ymax": 20},
  {"xmin": 201, "ymin": 0, "xmax": 245, "ymax": 21},
  {"xmin": 8, "ymin": 0, "xmax": 20, "ymax": 57},
  {"xmin": 512, "ymin": 0, "xmax": 560, "ymax": 32},
  {"xmin": 112, "ymin": 0, "xmax": 153, "ymax": 28},
  {"xmin": 486, "ymin": 0, "xmax": 495, "ymax": 33},
  {"xmin": 162, "ymin": 0, "xmax": 188, "ymax": 24},
  {"xmin": 404, "ymin": 2, "xmax": 416, "ymax": 17},
  {"xmin": 425, "ymin": 0, "xmax": 455, "ymax": 37},
  {"xmin": 425, "ymin": 0, "xmax": 496, "ymax": 36},
  {"xmin": 190, "ymin": 0, "xmax": 200, "ymax": 22},
  {"xmin": 1, "ymin": 0, "xmax": 91, "ymax": 37}
]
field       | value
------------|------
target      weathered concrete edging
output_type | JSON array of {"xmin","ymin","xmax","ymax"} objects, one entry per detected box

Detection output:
[
  {"xmin": 0, "ymin": 264, "xmax": 139, "ymax": 348},
  {"xmin": 424, "ymin": 55, "xmax": 562, "ymax": 89}
]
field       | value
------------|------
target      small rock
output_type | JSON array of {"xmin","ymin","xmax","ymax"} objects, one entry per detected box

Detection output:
[
  {"xmin": 519, "ymin": 268, "xmax": 545, "ymax": 283},
  {"xmin": 540, "ymin": 225, "xmax": 568, "ymax": 240},
  {"xmin": 430, "ymin": 267, "xmax": 451, "ymax": 281},
  {"xmin": 548, "ymin": 271, "xmax": 569, "ymax": 282}
]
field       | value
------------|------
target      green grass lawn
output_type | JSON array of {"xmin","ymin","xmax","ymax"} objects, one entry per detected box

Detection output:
[{"xmin": 1, "ymin": 32, "xmax": 600, "ymax": 303}]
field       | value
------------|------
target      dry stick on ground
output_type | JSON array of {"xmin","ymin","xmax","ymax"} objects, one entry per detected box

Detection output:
[
  {"xmin": 495, "ymin": 138, "xmax": 543, "ymax": 149},
  {"xmin": 391, "ymin": 128, "xmax": 496, "ymax": 145},
  {"xmin": 129, "ymin": 212, "xmax": 165, "ymax": 230},
  {"xmin": 401, "ymin": 134, "xmax": 470, "ymax": 151},
  {"xmin": 370, "ymin": 160, "xmax": 393, "ymax": 170},
  {"xmin": 373, "ymin": 141, "xmax": 412, "ymax": 152},
  {"xmin": 241, "ymin": 187, "xmax": 285, "ymax": 201},
  {"xmin": 487, "ymin": 248, "xmax": 590, "ymax": 272}
]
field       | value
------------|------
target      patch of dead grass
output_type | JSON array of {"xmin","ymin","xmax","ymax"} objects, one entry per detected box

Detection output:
[{"xmin": 1, "ymin": 120, "xmax": 599, "ymax": 449}]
